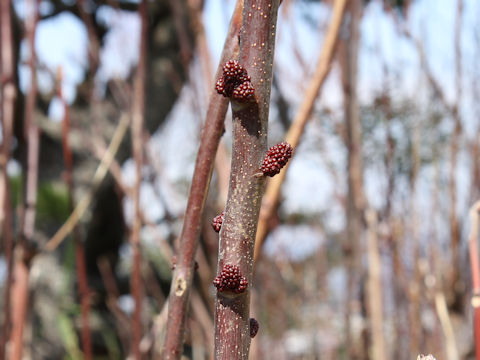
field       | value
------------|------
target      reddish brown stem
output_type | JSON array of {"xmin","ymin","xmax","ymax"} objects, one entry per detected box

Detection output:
[
  {"xmin": 162, "ymin": 2, "xmax": 244, "ymax": 359},
  {"xmin": 469, "ymin": 201, "xmax": 480, "ymax": 360},
  {"xmin": 214, "ymin": 1, "xmax": 280, "ymax": 359},
  {"xmin": 10, "ymin": 1, "xmax": 40, "ymax": 358},
  {"xmin": 57, "ymin": 68, "xmax": 92, "ymax": 360},
  {"xmin": 129, "ymin": 0, "xmax": 148, "ymax": 358},
  {"xmin": 0, "ymin": 185, "xmax": 13, "ymax": 360},
  {"xmin": 9, "ymin": 261, "xmax": 29, "ymax": 360},
  {"xmin": 0, "ymin": 1, "xmax": 17, "ymax": 358},
  {"xmin": 97, "ymin": 257, "xmax": 131, "ymax": 355}
]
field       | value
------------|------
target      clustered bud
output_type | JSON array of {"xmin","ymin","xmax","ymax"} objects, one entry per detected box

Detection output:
[
  {"xmin": 232, "ymin": 81, "xmax": 255, "ymax": 101},
  {"xmin": 216, "ymin": 60, "xmax": 255, "ymax": 102},
  {"xmin": 261, "ymin": 142, "xmax": 293, "ymax": 177},
  {"xmin": 249, "ymin": 318, "xmax": 259, "ymax": 338},
  {"xmin": 213, "ymin": 264, "xmax": 248, "ymax": 293},
  {"xmin": 211, "ymin": 211, "xmax": 224, "ymax": 233}
]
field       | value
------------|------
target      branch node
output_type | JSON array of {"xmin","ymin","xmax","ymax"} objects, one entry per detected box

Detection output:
[{"xmin": 216, "ymin": 60, "xmax": 255, "ymax": 102}]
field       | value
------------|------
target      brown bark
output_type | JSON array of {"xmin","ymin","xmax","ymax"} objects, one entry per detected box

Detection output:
[
  {"xmin": 162, "ymin": 2, "xmax": 244, "ymax": 359},
  {"xmin": 10, "ymin": 1, "xmax": 40, "ymax": 358},
  {"xmin": 57, "ymin": 68, "xmax": 92, "ymax": 360},
  {"xmin": 447, "ymin": 0, "xmax": 463, "ymax": 309},
  {"xmin": 129, "ymin": 0, "xmax": 148, "ymax": 358},
  {"xmin": 213, "ymin": 1, "xmax": 280, "ymax": 359},
  {"xmin": 0, "ymin": 1, "xmax": 17, "ymax": 358},
  {"xmin": 469, "ymin": 201, "xmax": 480, "ymax": 360}
]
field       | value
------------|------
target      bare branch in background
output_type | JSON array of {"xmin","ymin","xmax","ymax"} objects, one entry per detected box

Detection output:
[
  {"xmin": 57, "ymin": 67, "xmax": 92, "ymax": 360},
  {"xmin": 129, "ymin": 0, "xmax": 148, "ymax": 357},
  {"xmin": 10, "ymin": 1, "xmax": 40, "ymax": 358},
  {"xmin": 365, "ymin": 209, "xmax": 386, "ymax": 360},
  {"xmin": 339, "ymin": 1, "xmax": 366, "ymax": 357},
  {"xmin": 0, "ymin": 0, "xmax": 17, "ymax": 357},
  {"xmin": 45, "ymin": 113, "xmax": 130, "ymax": 251}
]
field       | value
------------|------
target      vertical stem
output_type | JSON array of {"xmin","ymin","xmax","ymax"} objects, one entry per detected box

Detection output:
[
  {"xmin": 10, "ymin": 1, "xmax": 39, "ymax": 358},
  {"xmin": 0, "ymin": 187, "xmax": 13, "ymax": 360},
  {"xmin": 214, "ymin": 1, "xmax": 280, "ymax": 359},
  {"xmin": 162, "ymin": 2, "xmax": 244, "ymax": 358},
  {"xmin": 408, "ymin": 105, "xmax": 422, "ymax": 357},
  {"xmin": 340, "ymin": 0, "xmax": 365, "ymax": 357},
  {"xmin": 469, "ymin": 201, "xmax": 480, "ymax": 360},
  {"xmin": 448, "ymin": 0, "xmax": 463, "ymax": 305},
  {"xmin": 130, "ymin": 0, "xmax": 147, "ymax": 358},
  {"xmin": 0, "ymin": 1, "xmax": 16, "ymax": 358},
  {"xmin": 365, "ymin": 210, "xmax": 386, "ymax": 360},
  {"xmin": 57, "ymin": 68, "xmax": 92, "ymax": 360},
  {"xmin": 434, "ymin": 291, "xmax": 459, "ymax": 360},
  {"xmin": 77, "ymin": 0, "xmax": 100, "ymax": 98}
]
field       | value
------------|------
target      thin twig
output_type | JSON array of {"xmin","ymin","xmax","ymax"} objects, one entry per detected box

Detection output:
[
  {"xmin": 365, "ymin": 209, "xmax": 386, "ymax": 360},
  {"xmin": 97, "ymin": 257, "xmax": 131, "ymax": 356},
  {"xmin": 57, "ymin": 67, "xmax": 92, "ymax": 360},
  {"xmin": 129, "ymin": 0, "xmax": 148, "ymax": 357},
  {"xmin": 44, "ymin": 112, "xmax": 130, "ymax": 251},
  {"xmin": 0, "ymin": 0, "xmax": 17, "ymax": 357},
  {"xmin": 434, "ymin": 291, "xmax": 459, "ymax": 360},
  {"xmin": 10, "ymin": 1, "xmax": 40, "ymax": 358},
  {"xmin": 469, "ymin": 200, "xmax": 480, "ymax": 360}
]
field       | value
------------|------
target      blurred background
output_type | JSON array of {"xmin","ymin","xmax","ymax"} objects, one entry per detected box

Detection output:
[{"xmin": 0, "ymin": 0, "xmax": 479, "ymax": 359}]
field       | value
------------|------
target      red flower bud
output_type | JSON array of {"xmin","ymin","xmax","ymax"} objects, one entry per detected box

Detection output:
[
  {"xmin": 211, "ymin": 211, "xmax": 224, "ymax": 233},
  {"xmin": 216, "ymin": 60, "xmax": 255, "ymax": 102},
  {"xmin": 261, "ymin": 142, "xmax": 293, "ymax": 177},
  {"xmin": 213, "ymin": 264, "xmax": 248, "ymax": 293}
]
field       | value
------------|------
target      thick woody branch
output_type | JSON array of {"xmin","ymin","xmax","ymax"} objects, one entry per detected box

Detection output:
[
  {"xmin": 214, "ymin": 1, "xmax": 280, "ymax": 359},
  {"xmin": 162, "ymin": 1, "xmax": 244, "ymax": 358}
]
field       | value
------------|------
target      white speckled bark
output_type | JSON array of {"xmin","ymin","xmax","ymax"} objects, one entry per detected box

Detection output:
[{"xmin": 214, "ymin": 1, "xmax": 280, "ymax": 359}]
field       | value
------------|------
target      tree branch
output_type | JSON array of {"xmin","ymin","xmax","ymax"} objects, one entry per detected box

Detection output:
[
  {"xmin": 213, "ymin": 0, "xmax": 280, "ymax": 358},
  {"xmin": 0, "ymin": 0, "xmax": 17, "ymax": 357},
  {"xmin": 162, "ymin": 1, "xmax": 244, "ymax": 358},
  {"xmin": 469, "ymin": 200, "xmax": 480, "ymax": 360},
  {"xmin": 10, "ymin": 1, "xmax": 40, "ymax": 358},
  {"xmin": 129, "ymin": 0, "xmax": 148, "ymax": 358}
]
